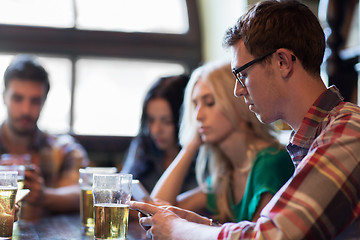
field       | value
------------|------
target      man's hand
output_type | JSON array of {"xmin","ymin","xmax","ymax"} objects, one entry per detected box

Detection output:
[
  {"xmin": 130, "ymin": 201, "xmax": 185, "ymax": 239},
  {"xmin": 162, "ymin": 205, "xmax": 211, "ymax": 225},
  {"xmin": 149, "ymin": 198, "xmax": 171, "ymax": 206},
  {"xmin": 23, "ymin": 166, "xmax": 45, "ymax": 206},
  {"xmin": 130, "ymin": 201, "xmax": 212, "ymax": 239},
  {"xmin": 14, "ymin": 204, "xmax": 19, "ymax": 222}
]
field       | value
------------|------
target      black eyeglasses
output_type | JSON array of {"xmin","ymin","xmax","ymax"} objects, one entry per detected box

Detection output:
[
  {"xmin": 232, "ymin": 50, "xmax": 277, "ymax": 88},
  {"xmin": 232, "ymin": 50, "xmax": 296, "ymax": 88}
]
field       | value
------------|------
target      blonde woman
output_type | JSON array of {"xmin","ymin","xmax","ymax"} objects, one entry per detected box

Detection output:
[{"xmin": 151, "ymin": 61, "xmax": 294, "ymax": 223}]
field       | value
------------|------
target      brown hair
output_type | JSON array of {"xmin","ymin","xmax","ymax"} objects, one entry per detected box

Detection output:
[{"xmin": 223, "ymin": 0, "xmax": 325, "ymax": 75}]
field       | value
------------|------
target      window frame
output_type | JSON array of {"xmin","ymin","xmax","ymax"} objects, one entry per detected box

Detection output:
[{"xmin": 0, "ymin": 0, "xmax": 201, "ymax": 67}]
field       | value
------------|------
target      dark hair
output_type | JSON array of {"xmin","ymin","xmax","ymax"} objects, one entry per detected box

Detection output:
[
  {"xmin": 4, "ymin": 54, "xmax": 50, "ymax": 95},
  {"xmin": 223, "ymin": 0, "xmax": 325, "ymax": 75},
  {"xmin": 121, "ymin": 74, "xmax": 190, "ymax": 190},
  {"xmin": 139, "ymin": 74, "xmax": 189, "ymax": 144}
]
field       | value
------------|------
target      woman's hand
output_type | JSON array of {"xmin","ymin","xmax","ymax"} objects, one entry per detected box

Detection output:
[{"xmin": 188, "ymin": 131, "xmax": 203, "ymax": 151}]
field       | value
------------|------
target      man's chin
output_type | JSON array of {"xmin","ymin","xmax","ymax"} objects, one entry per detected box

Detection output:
[
  {"xmin": 254, "ymin": 112, "xmax": 269, "ymax": 124},
  {"xmin": 255, "ymin": 113, "xmax": 279, "ymax": 125},
  {"xmin": 249, "ymin": 104, "xmax": 256, "ymax": 113},
  {"xmin": 10, "ymin": 125, "xmax": 36, "ymax": 136},
  {"xmin": 14, "ymin": 129, "xmax": 35, "ymax": 136},
  {"xmin": 249, "ymin": 106, "xmax": 263, "ymax": 122}
]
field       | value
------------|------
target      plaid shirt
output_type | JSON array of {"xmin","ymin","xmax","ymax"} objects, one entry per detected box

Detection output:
[
  {"xmin": 218, "ymin": 86, "xmax": 360, "ymax": 239},
  {"xmin": 0, "ymin": 126, "xmax": 89, "ymax": 219},
  {"xmin": 0, "ymin": 126, "xmax": 89, "ymax": 187}
]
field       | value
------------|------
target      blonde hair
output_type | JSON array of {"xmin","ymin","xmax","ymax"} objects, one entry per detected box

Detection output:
[{"xmin": 179, "ymin": 60, "xmax": 280, "ymax": 222}]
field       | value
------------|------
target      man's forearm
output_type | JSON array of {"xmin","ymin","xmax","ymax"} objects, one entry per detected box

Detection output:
[
  {"xmin": 172, "ymin": 219, "xmax": 221, "ymax": 240},
  {"xmin": 43, "ymin": 185, "xmax": 80, "ymax": 213}
]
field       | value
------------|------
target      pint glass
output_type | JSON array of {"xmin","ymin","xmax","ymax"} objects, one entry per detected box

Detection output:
[
  {"xmin": 93, "ymin": 173, "xmax": 132, "ymax": 240},
  {"xmin": 0, "ymin": 171, "xmax": 18, "ymax": 239},
  {"xmin": 79, "ymin": 167, "xmax": 117, "ymax": 235}
]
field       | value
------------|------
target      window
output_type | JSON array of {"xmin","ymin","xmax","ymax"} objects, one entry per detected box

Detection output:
[
  {"xmin": 76, "ymin": 0, "xmax": 189, "ymax": 33},
  {"xmin": 0, "ymin": 0, "xmax": 188, "ymax": 34},
  {"xmin": 74, "ymin": 58, "xmax": 185, "ymax": 136},
  {"xmin": 0, "ymin": 0, "xmax": 74, "ymax": 28},
  {"xmin": 0, "ymin": 0, "xmax": 201, "ymax": 136}
]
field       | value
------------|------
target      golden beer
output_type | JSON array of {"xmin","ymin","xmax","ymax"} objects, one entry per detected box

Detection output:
[
  {"xmin": 17, "ymin": 177, "xmax": 24, "ymax": 190},
  {"xmin": 16, "ymin": 177, "xmax": 24, "ymax": 220},
  {"xmin": 94, "ymin": 203, "xmax": 129, "ymax": 240},
  {"xmin": 0, "ymin": 187, "xmax": 17, "ymax": 239},
  {"xmin": 80, "ymin": 188, "xmax": 94, "ymax": 234}
]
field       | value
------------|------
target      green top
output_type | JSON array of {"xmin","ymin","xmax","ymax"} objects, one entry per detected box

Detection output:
[{"xmin": 206, "ymin": 146, "xmax": 294, "ymax": 222}]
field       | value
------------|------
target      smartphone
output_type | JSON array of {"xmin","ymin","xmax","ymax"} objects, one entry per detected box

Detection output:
[
  {"xmin": 136, "ymin": 209, "xmax": 152, "ymax": 217},
  {"xmin": 132, "ymin": 180, "xmax": 152, "ymax": 202}
]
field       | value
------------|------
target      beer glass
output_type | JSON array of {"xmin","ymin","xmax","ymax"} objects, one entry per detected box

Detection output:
[
  {"xmin": 0, "ymin": 165, "xmax": 26, "ymax": 224},
  {"xmin": 1, "ymin": 154, "xmax": 35, "ymax": 223},
  {"xmin": 79, "ymin": 167, "xmax": 117, "ymax": 235},
  {"xmin": 93, "ymin": 173, "xmax": 132, "ymax": 240},
  {"xmin": 0, "ymin": 171, "xmax": 18, "ymax": 239},
  {"xmin": 0, "ymin": 165, "xmax": 25, "ymax": 190}
]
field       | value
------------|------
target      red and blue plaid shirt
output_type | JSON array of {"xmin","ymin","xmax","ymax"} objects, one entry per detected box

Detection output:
[{"xmin": 218, "ymin": 86, "xmax": 360, "ymax": 239}]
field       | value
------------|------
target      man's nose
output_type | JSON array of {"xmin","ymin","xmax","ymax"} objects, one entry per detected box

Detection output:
[
  {"xmin": 234, "ymin": 80, "xmax": 247, "ymax": 98},
  {"xmin": 21, "ymin": 100, "xmax": 32, "ymax": 114}
]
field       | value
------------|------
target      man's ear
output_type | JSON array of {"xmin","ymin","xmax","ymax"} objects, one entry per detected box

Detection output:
[{"xmin": 275, "ymin": 48, "xmax": 295, "ymax": 78}]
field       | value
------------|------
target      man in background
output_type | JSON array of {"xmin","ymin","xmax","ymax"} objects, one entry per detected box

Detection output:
[{"xmin": 0, "ymin": 54, "xmax": 89, "ymax": 221}]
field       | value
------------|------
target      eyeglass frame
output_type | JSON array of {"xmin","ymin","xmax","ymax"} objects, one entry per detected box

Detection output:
[{"xmin": 232, "ymin": 49, "xmax": 296, "ymax": 88}]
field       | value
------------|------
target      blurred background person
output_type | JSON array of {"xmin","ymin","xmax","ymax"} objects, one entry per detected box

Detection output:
[
  {"xmin": 0, "ymin": 54, "xmax": 89, "ymax": 221},
  {"xmin": 151, "ymin": 61, "xmax": 295, "ymax": 223},
  {"xmin": 121, "ymin": 74, "xmax": 197, "ymax": 193}
]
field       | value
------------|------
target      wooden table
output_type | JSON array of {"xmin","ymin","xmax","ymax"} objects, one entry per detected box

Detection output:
[{"xmin": 12, "ymin": 213, "xmax": 148, "ymax": 240}]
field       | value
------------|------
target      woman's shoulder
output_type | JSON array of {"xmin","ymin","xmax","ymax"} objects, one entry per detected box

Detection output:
[
  {"xmin": 251, "ymin": 146, "xmax": 295, "ymax": 186},
  {"xmin": 254, "ymin": 146, "xmax": 293, "ymax": 170}
]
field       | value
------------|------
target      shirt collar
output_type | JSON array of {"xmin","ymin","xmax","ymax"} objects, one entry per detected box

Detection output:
[
  {"xmin": 288, "ymin": 85, "xmax": 344, "ymax": 149},
  {"xmin": 0, "ymin": 123, "xmax": 46, "ymax": 152}
]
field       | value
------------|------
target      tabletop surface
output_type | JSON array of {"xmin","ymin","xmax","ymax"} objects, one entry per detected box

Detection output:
[{"xmin": 12, "ymin": 213, "xmax": 147, "ymax": 240}]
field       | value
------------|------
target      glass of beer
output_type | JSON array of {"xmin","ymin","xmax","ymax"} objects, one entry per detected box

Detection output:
[
  {"xmin": 93, "ymin": 173, "xmax": 132, "ymax": 240},
  {"xmin": 0, "ymin": 165, "xmax": 25, "ymax": 190},
  {"xmin": 79, "ymin": 167, "xmax": 117, "ymax": 235},
  {"xmin": 1, "ymin": 154, "xmax": 35, "ymax": 224},
  {"xmin": 0, "ymin": 165, "xmax": 25, "ymax": 223},
  {"xmin": 0, "ymin": 171, "xmax": 18, "ymax": 239}
]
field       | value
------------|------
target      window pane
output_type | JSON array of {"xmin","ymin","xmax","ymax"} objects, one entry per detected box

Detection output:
[
  {"xmin": 0, "ymin": 55, "xmax": 14, "ymax": 125},
  {"xmin": 0, "ymin": 0, "xmax": 189, "ymax": 33},
  {"xmin": 37, "ymin": 57, "xmax": 72, "ymax": 134},
  {"xmin": 76, "ymin": 0, "xmax": 189, "ymax": 33},
  {"xmin": 74, "ymin": 58, "xmax": 185, "ymax": 136},
  {"xmin": 0, "ymin": 54, "xmax": 71, "ymax": 134},
  {"xmin": 0, "ymin": 0, "xmax": 74, "ymax": 28}
]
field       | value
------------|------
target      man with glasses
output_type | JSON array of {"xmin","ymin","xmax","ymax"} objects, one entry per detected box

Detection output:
[{"xmin": 130, "ymin": 1, "xmax": 360, "ymax": 239}]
